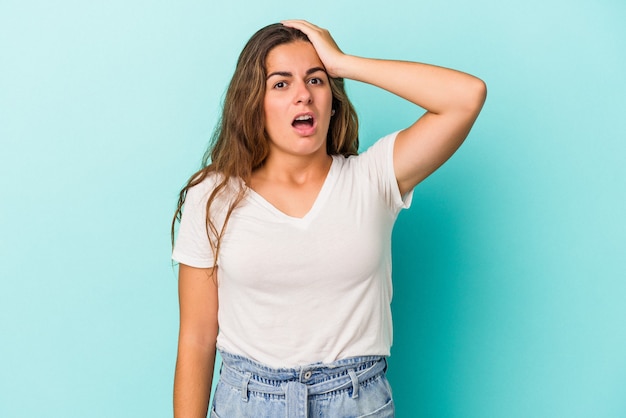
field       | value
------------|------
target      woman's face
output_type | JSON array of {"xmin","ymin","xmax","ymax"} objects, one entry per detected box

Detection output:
[{"xmin": 263, "ymin": 40, "xmax": 333, "ymax": 160}]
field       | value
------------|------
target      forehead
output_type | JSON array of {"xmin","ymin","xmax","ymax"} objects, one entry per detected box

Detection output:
[{"xmin": 265, "ymin": 41, "xmax": 324, "ymax": 73}]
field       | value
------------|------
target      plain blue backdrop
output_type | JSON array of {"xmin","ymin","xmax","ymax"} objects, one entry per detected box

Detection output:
[{"xmin": 1, "ymin": 0, "xmax": 625, "ymax": 417}]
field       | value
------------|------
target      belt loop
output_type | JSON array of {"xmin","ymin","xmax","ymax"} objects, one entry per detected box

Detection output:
[
  {"xmin": 347, "ymin": 368, "xmax": 359, "ymax": 399},
  {"xmin": 284, "ymin": 381, "xmax": 308, "ymax": 418},
  {"xmin": 241, "ymin": 372, "xmax": 252, "ymax": 402}
]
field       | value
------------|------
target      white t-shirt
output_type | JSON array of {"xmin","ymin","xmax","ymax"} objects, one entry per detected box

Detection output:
[{"xmin": 172, "ymin": 131, "xmax": 413, "ymax": 367}]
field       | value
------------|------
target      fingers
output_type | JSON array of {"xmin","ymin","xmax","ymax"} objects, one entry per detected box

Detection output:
[
  {"xmin": 280, "ymin": 19, "xmax": 345, "ymax": 77},
  {"xmin": 280, "ymin": 20, "xmax": 329, "ymax": 44},
  {"xmin": 280, "ymin": 19, "xmax": 320, "ymax": 33}
]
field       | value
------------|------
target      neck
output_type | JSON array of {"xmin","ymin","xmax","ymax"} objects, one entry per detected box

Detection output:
[{"xmin": 254, "ymin": 150, "xmax": 332, "ymax": 186}]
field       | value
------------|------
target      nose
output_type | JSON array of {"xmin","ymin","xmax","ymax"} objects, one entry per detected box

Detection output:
[{"xmin": 294, "ymin": 81, "xmax": 313, "ymax": 104}]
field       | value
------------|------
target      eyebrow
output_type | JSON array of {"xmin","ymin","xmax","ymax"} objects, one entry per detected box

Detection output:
[{"xmin": 266, "ymin": 67, "xmax": 327, "ymax": 80}]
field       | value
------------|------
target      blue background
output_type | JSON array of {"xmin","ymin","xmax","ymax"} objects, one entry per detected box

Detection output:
[{"xmin": 1, "ymin": 0, "xmax": 625, "ymax": 417}]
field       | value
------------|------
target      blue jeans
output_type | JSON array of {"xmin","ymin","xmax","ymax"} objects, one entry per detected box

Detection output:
[{"xmin": 211, "ymin": 350, "xmax": 395, "ymax": 417}]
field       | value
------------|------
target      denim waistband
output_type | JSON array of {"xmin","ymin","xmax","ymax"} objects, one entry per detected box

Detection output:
[{"xmin": 218, "ymin": 350, "xmax": 388, "ymax": 418}]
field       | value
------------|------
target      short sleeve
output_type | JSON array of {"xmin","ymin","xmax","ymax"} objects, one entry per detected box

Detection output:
[
  {"xmin": 172, "ymin": 182, "xmax": 216, "ymax": 268},
  {"xmin": 357, "ymin": 131, "xmax": 413, "ymax": 213}
]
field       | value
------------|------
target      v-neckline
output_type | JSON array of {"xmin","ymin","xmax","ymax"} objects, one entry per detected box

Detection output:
[{"xmin": 247, "ymin": 156, "xmax": 338, "ymax": 226}]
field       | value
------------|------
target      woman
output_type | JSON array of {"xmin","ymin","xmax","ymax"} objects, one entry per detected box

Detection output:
[{"xmin": 172, "ymin": 20, "xmax": 486, "ymax": 417}]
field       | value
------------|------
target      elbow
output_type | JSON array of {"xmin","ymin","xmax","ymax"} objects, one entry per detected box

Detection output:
[
  {"xmin": 447, "ymin": 77, "xmax": 486, "ymax": 123},
  {"xmin": 470, "ymin": 77, "xmax": 487, "ymax": 111},
  {"xmin": 455, "ymin": 76, "xmax": 486, "ymax": 116}
]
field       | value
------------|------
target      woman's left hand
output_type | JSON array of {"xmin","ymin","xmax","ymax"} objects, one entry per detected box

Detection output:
[
  {"xmin": 280, "ymin": 20, "xmax": 347, "ymax": 78},
  {"xmin": 284, "ymin": 20, "xmax": 486, "ymax": 195}
]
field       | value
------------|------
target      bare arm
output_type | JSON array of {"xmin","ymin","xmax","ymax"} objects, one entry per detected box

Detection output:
[
  {"xmin": 173, "ymin": 264, "xmax": 219, "ymax": 418},
  {"xmin": 282, "ymin": 20, "xmax": 487, "ymax": 195}
]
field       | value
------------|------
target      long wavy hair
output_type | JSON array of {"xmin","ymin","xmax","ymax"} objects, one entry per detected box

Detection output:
[{"xmin": 171, "ymin": 23, "xmax": 359, "ymax": 266}]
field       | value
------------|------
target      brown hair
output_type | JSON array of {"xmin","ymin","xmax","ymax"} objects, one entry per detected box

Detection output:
[{"xmin": 171, "ymin": 23, "xmax": 359, "ymax": 266}]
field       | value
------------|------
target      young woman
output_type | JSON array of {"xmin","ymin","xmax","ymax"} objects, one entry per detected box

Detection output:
[{"xmin": 172, "ymin": 20, "xmax": 486, "ymax": 418}]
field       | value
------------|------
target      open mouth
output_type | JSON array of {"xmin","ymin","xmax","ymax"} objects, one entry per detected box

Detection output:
[{"xmin": 292, "ymin": 113, "xmax": 315, "ymax": 129}]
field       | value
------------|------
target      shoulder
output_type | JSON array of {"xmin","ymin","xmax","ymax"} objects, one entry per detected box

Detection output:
[
  {"xmin": 358, "ymin": 131, "xmax": 401, "ymax": 159},
  {"xmin": 337, "ymin": 131, "xmax": 411, "ymax": 211},
  {"xmin": 180, "ymin": 172, "xmax": 245, "ymax": 224},
  {"xmin": 186, "ymin": 171, "xmax": 243, "ymax": 204},
  {"xmin": 339, "ymin": 131, "xmax": 400, "ymax": 171}
]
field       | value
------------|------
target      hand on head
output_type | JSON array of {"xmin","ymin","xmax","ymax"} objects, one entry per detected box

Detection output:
[{"xmin": 280, "ymin": 20, "xmax": 346, "ymax": 78}]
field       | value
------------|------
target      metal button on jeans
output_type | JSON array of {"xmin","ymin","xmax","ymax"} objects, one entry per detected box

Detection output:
[{"xmin": 303, "ymin": 371, "xmax": 312, "ymax": 380}]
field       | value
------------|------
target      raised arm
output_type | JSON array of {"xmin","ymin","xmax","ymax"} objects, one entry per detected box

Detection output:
[
  {"xmin": 282, "ymin": 20, "xmax": 487, "ymax": 195},
  {"xmin": 173, "ymin": 264, "xmax": 219, "ymax": 418}
]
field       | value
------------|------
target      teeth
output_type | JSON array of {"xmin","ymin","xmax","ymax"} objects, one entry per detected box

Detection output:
[{"xmin": 295, "ymin": 115, "xmax": 313, "ymax": 121}]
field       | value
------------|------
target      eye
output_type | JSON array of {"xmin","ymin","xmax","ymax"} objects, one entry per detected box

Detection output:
[
  {"xmin": 308, "ymin": 77, "xmax": 323, "ymax": 85},
  {"xmin": 273, "ymin": 81, "xmax": 287, "ymax": 89}
]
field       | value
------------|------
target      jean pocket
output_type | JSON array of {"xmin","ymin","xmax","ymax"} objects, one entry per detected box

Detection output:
[
  {"xmin": 356, "ymin": 398, "xmax": 394, "ymax": 418},
  {"xmin": 210, "ymin": 408, "xmax": 221, "ymax": 418}
]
